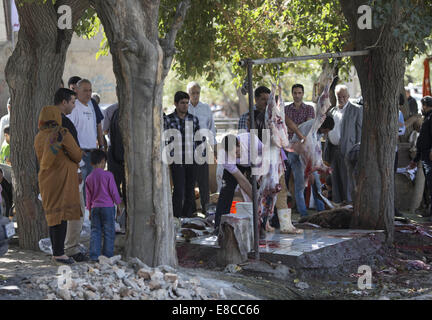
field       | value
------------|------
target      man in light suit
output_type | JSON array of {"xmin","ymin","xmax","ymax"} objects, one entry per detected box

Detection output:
[{"xmin": 324, "ymin": 85, "xmax": 363, "ymax": 204}]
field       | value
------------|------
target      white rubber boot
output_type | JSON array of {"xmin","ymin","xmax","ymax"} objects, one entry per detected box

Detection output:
[{"xmin": 279, "ymin": 208, "xmax": 302, "ymax": 234}]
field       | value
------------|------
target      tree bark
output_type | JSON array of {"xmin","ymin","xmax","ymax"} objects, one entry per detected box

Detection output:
[
  {"xmin": 340, "ymin": 0, "xmax": 406, "ymax": 243},
  {"xmin": 4, "ymin": 0, "xmax": 89, "ymax": 249},
  {"xmin": 92, "ymin": 0, "xmax": 190, "ymax": 267}
]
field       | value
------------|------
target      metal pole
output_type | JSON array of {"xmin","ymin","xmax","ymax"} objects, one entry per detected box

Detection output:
[
  {"xmin": 238, "ymin": 50, "xmax": 370, "ymax": 67},
  {"xmin": 10, "ymin": 0, "xmax": 14, "ymax": 50},
  {"xmin": 246, "ymin": 60, "xmax": 260, "ymax": 261}
]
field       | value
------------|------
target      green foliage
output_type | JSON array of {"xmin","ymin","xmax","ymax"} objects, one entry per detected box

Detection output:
[
  {"xmin": 71, "ymin": 0, "xmax": 432, "ymax": 88},
  {"xmin": 160, "ymin": 0, "xmax": 351, "ymax": 88},
  {"xmin": 371, "ymin": 0, "xmax": 432, "ymax": 62}
]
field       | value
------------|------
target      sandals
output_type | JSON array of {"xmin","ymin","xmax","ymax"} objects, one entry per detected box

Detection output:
[{"xmin": 52, "ymin": 256, "xmax": 75, "ymax": 265}]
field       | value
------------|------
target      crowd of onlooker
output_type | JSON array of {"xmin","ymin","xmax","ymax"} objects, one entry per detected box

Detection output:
[
  {"xmin": 162, "ymin": 81, "xmax": 432, "ymax": 235},
  {"xmin": 2, "ymin": 75, "xmax": 432, "ymax": 264}
]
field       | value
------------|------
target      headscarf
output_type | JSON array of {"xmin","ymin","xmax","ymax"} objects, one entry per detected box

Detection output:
[{"xmin": 37, "ymin": 106, "xmax": 68, "ymax": 170}]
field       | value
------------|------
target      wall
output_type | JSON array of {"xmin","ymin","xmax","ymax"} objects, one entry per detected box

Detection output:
[{"xmin": 63, "ymin": 33, "xmax": 117, "ymax": 105}]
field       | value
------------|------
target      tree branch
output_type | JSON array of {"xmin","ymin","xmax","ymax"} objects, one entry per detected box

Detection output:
[{"xmin": 159, "ymin": 0, "xmax": 191, "ymax": 56}]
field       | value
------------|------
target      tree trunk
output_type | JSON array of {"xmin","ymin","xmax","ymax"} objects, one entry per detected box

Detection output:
[
  {"xmin": 227, "ymin": 66, "xmax": 248, "ymax": 117},
  {"xmin": 340, "ymin": 0, "xmax": 406, "ymax": 244},
  {"xmin": 92, "ymin": 0, "xmax": 189, "ymax": 267},
  {"xmin": 5, "ymin": 0, "xmax": 88, "ymax": 249}
]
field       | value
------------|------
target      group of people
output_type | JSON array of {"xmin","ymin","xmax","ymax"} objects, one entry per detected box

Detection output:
[
  {"xmin": 162, "ymin": 81, "xmax": 366, "ymax": 234},
  {"xmin": 34, "ymin": 77, "xmax": 123, "ymax": 265},
  {"xmin": 6, "ymin": 75, "xmax": 431, "ymax": 264},
  {"xmin": 163, "ymin": 82, "xmax": 216, "ymax": 219}
]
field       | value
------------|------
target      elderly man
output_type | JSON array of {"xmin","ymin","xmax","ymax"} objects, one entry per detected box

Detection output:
[
  {"xmin": 67, "ymin": 79, "xmax": 106, "ymax": 202},
  {"xmin": 324, "ymin": 85, "xmax": 363, "ymax": 204},
  {"xmin": 68, "ymin": 76, "xmax": 105, "ymax": 151},
  {"xmin": 187, "ymin": 82, "xmax": 216, "ymax": 215}
]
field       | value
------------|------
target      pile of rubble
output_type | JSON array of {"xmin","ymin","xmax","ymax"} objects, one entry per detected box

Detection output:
[{"xmin": 31, "ymin": 255, "xmax": 220, "ymax": 300}]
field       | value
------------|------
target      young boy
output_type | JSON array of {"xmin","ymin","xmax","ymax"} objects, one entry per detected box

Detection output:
[
  {"xmin": 1, "ymin": 127, "xmax": 10, "ymax": 165},
  {"xmin": 85, "ymin": 149, "xmax": 122, "ymax": 261}
]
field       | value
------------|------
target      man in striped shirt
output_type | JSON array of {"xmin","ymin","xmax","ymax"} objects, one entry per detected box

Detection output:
[{"xmin": 164, "ymin": 91, "xmax": 201, "ymax": 218}]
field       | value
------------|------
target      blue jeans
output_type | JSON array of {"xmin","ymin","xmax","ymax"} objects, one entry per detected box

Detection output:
[
  {"xmin": 285, "ymin": 152, "xmax": 308, "ymax": 217},
  {"xmin": 312, "ymin": 172, "xmax": 325, "ymax": 212},
  {"xmin": 89, "ymin": 207, "xmax": 116, "ymax": 261},
  {"xmin": 81, "ymin": 151, "xmax": 94, "ymax": 203}
]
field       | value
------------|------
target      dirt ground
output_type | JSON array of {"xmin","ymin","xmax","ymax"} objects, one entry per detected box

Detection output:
[{"xmin": 1, "ymin": 210, "xmax": 432, "ymax": 300}]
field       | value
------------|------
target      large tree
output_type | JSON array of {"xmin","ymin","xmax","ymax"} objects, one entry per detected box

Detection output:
[
  {"xmin": 90, "ymin": 0, "xmax": 190, "ymax": 266},
  {"xmin": 340, "ymin": 0, "xmax": 432, "ymax": 242},
  {"xmin": 5, "ymin": 0, "xmax": 89, "ymax": 249}
]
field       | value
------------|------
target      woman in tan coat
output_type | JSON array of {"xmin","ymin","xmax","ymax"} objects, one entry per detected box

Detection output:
[{"xmin": 34, "ymin": 106, "xmax": 82, "ymax": 265}]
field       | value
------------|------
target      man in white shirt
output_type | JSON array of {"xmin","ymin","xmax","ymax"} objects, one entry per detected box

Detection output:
[
  {"xmin": 324, "ymin": 85, "xmax": 363, "ymax": 203},
  {"xmin": 67, "ymin": 79, "xmax": 103, "ymax": 198},
  {"xmin": 0, "ymin": 99, "xmax": 11, "ymax": 147},
  {"xmin": 187, "ymin": 82, "xmax": 216, "ymax": 215}
]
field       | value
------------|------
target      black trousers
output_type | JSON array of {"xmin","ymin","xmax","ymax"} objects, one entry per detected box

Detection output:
[
  {"xmin": 215, "ymin": 166, "xmax": 250, "ymax": 229},
  {"xmin": 193, "ymin": 163, "xmax": 210, "ymax": 214},
  {"xmin": 49, "ymin": 220, "xmax": 67, "ymax": 256},
  {"xmin": 422, "ymin": 159, "xmax": 432, "ymax": 216},
  {"xmin": 1, "ymin": 179, "xmax": 12, "ymax": 217},
  {"xmin": 170, "ymin": 163, "xmax": 197, "ymax": 218}
]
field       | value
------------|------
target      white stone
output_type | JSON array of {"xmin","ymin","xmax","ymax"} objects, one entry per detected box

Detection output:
[
  {"xmin": 84, "ymin": 290, "xmax": 97, "ymax": 300},
  {"xmin": 119, "ymin": 287, "xmax": 130, "ymax": 297},
  {"xmin": 175, "ymin": 287, "xmax": 192, "ymax": 300},
  {"xmin": 189, "ymin": 277, "xmax": 200, "ymax": 286},
  {"xmin": 295, "ymin": 282, "xmax": 309, "ymax": 290},
  {"xmin": 98, "ymin": 255, "xmax": 111, "ymax": 265},
  {"xmin": 57, "ymin": 288, "xmax": 71, "ymax": 300},
  {"xmin": 113, "ymin": 266, "xmax": 126, "ymax": 279},
  {"xmin": 109, "ymin": 255, "xmax": 122, "ymax": 265},
  {"xmin": 150, "ymin": 270, "xmax": 164, "ymax": 282},
  {"xmin": 39, "ymin": 284, "xmax": 49, "ymax": 291},
  {"xmin": 154, "ymin": 289, "xmax": 167, "ymax": 300},
  {"xmin": 137, "ymin": 268, "xmax": 152, "ymax": 280},
  {"xmin": 148, "ymin": 280, "xmax": 162, "ymax": 291},
  {"xmin": 164, "ymin": 273, "xmax": 178, "ymax": 283},
  {"xmin": 46, "ymin": 293, "xmax": 57, "ymax": 300},
  {"xmin": 123, "ymin": 278, "xmax": 139, "ymax": 290}
]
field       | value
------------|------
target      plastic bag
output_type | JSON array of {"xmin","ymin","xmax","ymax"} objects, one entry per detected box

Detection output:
[
  {"xmin": 38, "ymin": 237, "xmax": 52, "ymax": 255},
  {"xmin": 79, "ymin": 207, "xmax": 91, "ymax": 238}
]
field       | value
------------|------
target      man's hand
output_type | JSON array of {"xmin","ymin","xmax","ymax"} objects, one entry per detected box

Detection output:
[
  {"xmin": 299, "ymin": 134, "xmax": 306, "ymax": 143},
  {"xmin": 78, "ymin": 172, "xmax": 83, "ymax": 185}
]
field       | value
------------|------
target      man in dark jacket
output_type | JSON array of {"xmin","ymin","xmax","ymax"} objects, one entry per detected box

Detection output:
[
  {"xmin": 406, "ymin": 88, "xmax": 419, "ymax": 117},
  {"xmin": 410, "ymin": 96, "xmax": 432, "ymax": 219}
]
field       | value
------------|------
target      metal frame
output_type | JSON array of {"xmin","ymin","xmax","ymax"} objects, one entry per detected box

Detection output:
[{"xmin": 240, "ymin": 50, "xmax": 370, "ymax": 261}]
